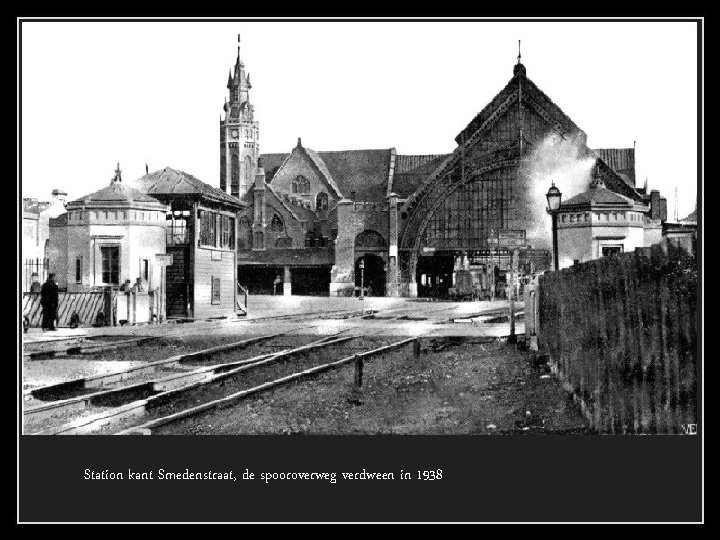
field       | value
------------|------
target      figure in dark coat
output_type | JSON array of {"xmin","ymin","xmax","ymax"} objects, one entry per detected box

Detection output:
[{"xmin": 40, "ymin": 274, "xmax": 59, "ymax": 331}]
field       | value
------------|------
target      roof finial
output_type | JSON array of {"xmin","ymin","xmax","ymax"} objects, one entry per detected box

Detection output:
[
  {"xmin": 145, "ymin": 163, "xmax": 149, "ymax": 175},
  {"xmin": 513, "ymin": 40, "xmax": 526, "ymax": 77},
  {"xmin": 297, "ymin": 137, "xmax": 302, "ymax": 148},
  {"xmin": 113, "ymin": 162, "xmax": 122, "ymax": 184},
  {"xmin": 518, "ymin": 39, "xmax": 522, "ymax": 64}
]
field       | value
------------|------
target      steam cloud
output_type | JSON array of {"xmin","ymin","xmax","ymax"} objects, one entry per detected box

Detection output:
[{"xmin": 517, "ymin": 132, "xmax": 596, "ymax": 249}]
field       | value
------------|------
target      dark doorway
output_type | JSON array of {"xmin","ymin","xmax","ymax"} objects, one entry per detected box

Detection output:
[
  {"xmin": 166, "ymin": 246, "xmax": 191, "ymax": 317},
  {"xmin": 416, "ymin": 254, "xmax": 454, "ymax": 298},
  {"xmin": 291, "ymin": 267, "xmax": 331, "ymax": 296},
  {"xmin": 355, "ymin": 255, "xmax": 386, "ymax": 297},
  {"xmin": 238, "ymin": 266, "xmax": 283, "ymax": 295}
]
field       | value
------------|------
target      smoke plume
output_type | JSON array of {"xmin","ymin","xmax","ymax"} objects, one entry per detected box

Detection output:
[{"xmin": 517, "ymin": 131, "xmax": 596, "ymax": 249}]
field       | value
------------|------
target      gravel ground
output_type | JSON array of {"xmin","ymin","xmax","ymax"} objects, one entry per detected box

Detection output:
[
  {"xmin": 154, "ymin": 339, "xmax": 591, "ymax": 435},
  {"xmin": 99, "ymin": 337, "xmax": 392, "ymax": 434}
]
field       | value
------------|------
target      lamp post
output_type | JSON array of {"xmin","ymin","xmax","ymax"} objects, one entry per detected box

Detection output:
[
  {"xmin": 546, "ymin": 181, "xmax": 562, "ymax": 271},
  {"xmin": 359, "ymin": 258, "xmax": 365, "ymax": 301}
]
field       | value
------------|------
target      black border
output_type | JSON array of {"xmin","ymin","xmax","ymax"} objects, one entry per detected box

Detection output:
[{"xmin": 17, "ymin": 17, "xmax": 703, "ymax": 524}]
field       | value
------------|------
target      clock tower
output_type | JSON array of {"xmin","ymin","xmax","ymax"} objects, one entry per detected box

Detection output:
[{"xmin": 220, "ymin": 34, "xmax": 259, "ymax": 198}]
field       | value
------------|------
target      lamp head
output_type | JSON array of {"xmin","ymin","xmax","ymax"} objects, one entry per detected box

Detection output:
[{"xmin": 546, "ymin": 181, "xmax": 562, "ymax": 212}]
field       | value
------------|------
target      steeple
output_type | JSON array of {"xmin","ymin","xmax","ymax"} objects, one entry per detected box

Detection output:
[
  {"xmin": 226, "ymin": 34, "xmax": 251, "ymax": 109},
  {"xmin": 236, "ymin": 33, "xmax": 243, "ymax": 68},
  {"xmin": 219, "ymin": 34, "xmax": 260, "ymax": 199}
]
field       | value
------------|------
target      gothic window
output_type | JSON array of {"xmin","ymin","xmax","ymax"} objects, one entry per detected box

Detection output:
[
  {"xmin": 354, "ymin": 230, "xmax": 387, "ymax": 249},
  {"xmin": 316, "ymin": 192, "xmax": 328, "ymax": 211},
  {"xmin": 292, "ymin": 179, "xmax": 298, "ymax": 193},
  {"xmin": 220, "ymin": 155, "xmax": 227, "ymax": 192},
  {"xmin": 270, "ymin": 214, "xmax": 284, "ymax": 233},
  {"xmin": 231, "ymin": 154, "xmax": 240, "ymax": 197},
  {"xmin": 295, "ymin": 175, "xmax": 310, "ymax": 194},
  {"xmin": 244, "ymin": 156, "xmax": 253, "ymax": 188},
  {"xmin": 237, "ymin": 218, "xmax": 252, "ymax": 249}
]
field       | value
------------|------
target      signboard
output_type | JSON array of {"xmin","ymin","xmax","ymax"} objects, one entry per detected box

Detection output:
[
  {"xmin": 492, "ymin": 229, "xmax": 528, "ymax": 248},
  {"xmin": 155, "ymin": 253, "xmax": 174, "ymax": 266}
]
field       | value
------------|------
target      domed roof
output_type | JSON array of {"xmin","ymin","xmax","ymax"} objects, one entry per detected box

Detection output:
[{"xmin": 67, "ymin": 164, "xmax": 165, "ymax": 209}]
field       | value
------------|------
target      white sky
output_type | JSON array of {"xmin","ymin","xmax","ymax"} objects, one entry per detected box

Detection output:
[{"xmin": 20, "ymin": 19, "xmax": 700, "ymax": 218}]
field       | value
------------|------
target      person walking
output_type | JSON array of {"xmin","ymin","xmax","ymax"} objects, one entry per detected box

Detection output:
[{"xmin": 40, "ymin": 273, "xmax": 59, "ymax": 331}]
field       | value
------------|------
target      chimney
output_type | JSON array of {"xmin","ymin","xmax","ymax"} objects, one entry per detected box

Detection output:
[
  {"xmin": 51, "ymin": 189, "xmax": 67, "ymax": 205},
  {"xmin": 650, "ymin": 190, "xmax": 661, "ymax": 220}
]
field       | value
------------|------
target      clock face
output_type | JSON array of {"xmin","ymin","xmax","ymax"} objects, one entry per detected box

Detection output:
[{"xmin": 231, "ymin": 130, "xmax": 239, "ymax": 139}]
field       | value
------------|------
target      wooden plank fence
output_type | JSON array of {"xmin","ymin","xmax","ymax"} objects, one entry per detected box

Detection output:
[
  {"xmin": 537, "ymin": 238, "xmax": 697, "ymax": 434},
  {"xmin": 23, "ymin": 291, "xmax": 106, "ymax": 328}
]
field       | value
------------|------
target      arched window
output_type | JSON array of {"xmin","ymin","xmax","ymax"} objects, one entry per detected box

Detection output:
[
  {"xmin": 230, "ymin": 154, "xmax": 240, "ymax": 197},
  {"xmin": 270, "ymin": 214, "xmax": 284, "ymax": 233},
  {"xmin": 354, "ymin": 230, "xmax": 387, "ymax": 249},
  {"xmin": 316, "ymin": 192, "xmax": 328, "ymax": 211},
  {"xmin": 295, "ymin": 175, "xmax": 310, "ymax": 193},
  {"xmin": 244, "ymin": 156, "xmax": 253, "ymax": 188},
  {"xmin": 237, "ymin": 218, "xmax": 252, "ymax": 250},
  {"xmin": 220, "ymin": 155, "xmax": 227, "ymax": 192}
]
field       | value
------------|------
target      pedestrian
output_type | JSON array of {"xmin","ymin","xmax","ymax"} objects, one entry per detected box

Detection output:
[
  {"xmin": 40, "ymin": 273, "xmax": 59, "ymax": 331},
  {"xmin": 119, "ymin": 279, "xmax": 132, "ymax": 292},
  {"xmin": 132, "ymin": 277, "xmax": 145, "ymax": 293},
  {"xmin": 274, "ymin": 275, "xmax": 282, "ymax": 295},
  {"xmin": 29, "ymin": 272, "xmax": 42, "ymax": 293}
]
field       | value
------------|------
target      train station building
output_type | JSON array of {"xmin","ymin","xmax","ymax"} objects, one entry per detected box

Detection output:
[{"xmin": 224, "ymin": 40, "xmax": 667, "ymax": 298}]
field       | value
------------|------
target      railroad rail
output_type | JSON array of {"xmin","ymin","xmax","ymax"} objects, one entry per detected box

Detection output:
[
  {"xmin": 116, "ymin": 337, "xmax": 420, "ymax": 435},
  {"xmin": 23, "ymin": 336, "xmax": 157, "ymax": 360},
  {"xmin": 24, "ymin": 332, "xmax": 358, "ymax": 435}
]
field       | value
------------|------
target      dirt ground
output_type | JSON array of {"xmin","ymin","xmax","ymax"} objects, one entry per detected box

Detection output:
[{"xmin": 154, "ymin": 338, "xmax": 591, "ymax": 435}]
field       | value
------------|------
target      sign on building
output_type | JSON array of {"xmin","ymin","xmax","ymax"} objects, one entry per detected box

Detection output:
[
  {"xmin": 488, "ymin": 229, "xmax": 527, "ymax": 248},
  {"xmin": 155, "ymin": 253, "xmax": 174, "ymax": 266}
]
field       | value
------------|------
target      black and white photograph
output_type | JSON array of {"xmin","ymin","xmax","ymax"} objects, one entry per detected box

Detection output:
[{"xmin": 19, "ymin": 17, "xmax": 700, "ymax": 443}]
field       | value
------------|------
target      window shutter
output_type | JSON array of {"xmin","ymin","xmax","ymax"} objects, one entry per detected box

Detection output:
[{"xmin": 211, "ymin": 276, "xmax": 221, "ymax": 305}]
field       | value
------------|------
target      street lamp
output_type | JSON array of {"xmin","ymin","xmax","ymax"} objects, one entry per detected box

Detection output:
[
  {"xmin": 359, "ymin": 258, "xmax": 365, "ymax": 301},
  {"xmin": 546, "ymin": 181, "xmax": 562, "ymax": 271}
]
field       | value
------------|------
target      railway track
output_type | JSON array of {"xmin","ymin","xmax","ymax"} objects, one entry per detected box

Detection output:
[
  {"xmin": 242, "ymin": 307, "xmax": 377, "ymax": 323},
  {"xmin": 118, "ymin": 337, "xmax": 419, "ymax": 435},
  {"xmin": 23, "ymin": 330, "xmax": 322, "ymax": 431},
  {"xmin": 24, "ymin": 331, "xmax": 416, "ymax": 435}
]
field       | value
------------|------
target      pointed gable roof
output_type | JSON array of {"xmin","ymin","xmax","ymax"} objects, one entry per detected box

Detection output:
[
  {"xmin": 261, "ymin": 146, "xmax": 393, "ymax": 203},
  {"xmin": 593, "ymin": 148, "xmax": 636, "ymax": 186},
  {"xmin": 455, "ymin": 63, "xmax": 585, "ymax": 146}
]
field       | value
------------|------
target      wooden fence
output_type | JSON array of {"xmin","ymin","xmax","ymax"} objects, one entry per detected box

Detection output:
[
  {"xmin": 23, "ymin": 291, "xmax": 106, "ymax": 328},
  {"xmin": 537, "ymin": 238, "xmax": 697, "ymax": 434}
]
